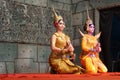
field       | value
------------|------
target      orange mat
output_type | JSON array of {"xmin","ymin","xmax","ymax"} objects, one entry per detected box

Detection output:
[{"xmin": 0, "ymin": 72, "xmax": 120, "ymax": 80}]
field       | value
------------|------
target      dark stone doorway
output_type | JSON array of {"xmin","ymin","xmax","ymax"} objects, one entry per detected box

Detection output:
[{"xmin": 100, "ymin": 7, "xmax": 120, "ymax": 72}]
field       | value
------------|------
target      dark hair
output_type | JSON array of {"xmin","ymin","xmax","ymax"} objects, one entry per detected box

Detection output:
[
  {"xmin": 54, "ymin": 19, "xmax": 62, "ymax": 27},
  {"xmin": 83, "ymin": 23, "xmax": 87, "ymax": 31},
  {"xmin": 89, "ymin": 24, "xmax": 92, "ymax": 26},
  {"xmin": 83, "ymin": 24, "xmax": 93, "ymax": 31},
  {"xmin": 58, "ymin": 19, "xmax": 62, "ymax": 23}
]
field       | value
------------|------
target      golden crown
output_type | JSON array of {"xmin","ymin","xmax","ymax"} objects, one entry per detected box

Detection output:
[
  {"xmin": 52, "ymin": 8, "xmax": 63, "ymax": 22},
  {"xmin": 85, "ymin": 7, "xmax": 93, "ymax": 25}
]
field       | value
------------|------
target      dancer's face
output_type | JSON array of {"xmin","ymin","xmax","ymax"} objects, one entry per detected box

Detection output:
[
  {"xmin": 87, "ymin": 24, "xmax": 95, "ymax": 33},
  {"xmin": 57, "ymin": 20, "xmax": 65, "ymax": 31}
]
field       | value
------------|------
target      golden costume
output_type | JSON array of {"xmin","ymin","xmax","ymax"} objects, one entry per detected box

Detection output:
[
  {"xmin": 49, "ymin": 8, "xmax": 84, "ymax": 74},
  {"xmin": 49, "ymin": 32, "xmax": 84, "ymax": 74},
  {"xmin": 80, "ymin": 34, "xmax": 108, "ymax": 73},
  {"xmin": 79, "ymin": 8, "xmax": 108, "ymax": 74}
]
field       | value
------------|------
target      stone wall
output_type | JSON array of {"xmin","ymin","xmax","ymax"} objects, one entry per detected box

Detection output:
[
  {"xmin": 0, "ymin": 0, "xmax": 120, "ymax": 74},
  {"xmin": 0, "ymin": 0, "xmax": 72, "ymax": 74}
]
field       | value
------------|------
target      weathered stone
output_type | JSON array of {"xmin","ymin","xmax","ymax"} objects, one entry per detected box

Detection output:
[
  {"xmin": 72, "ymin": 13, "xmax": 82, "ymax": 25},
  {"xmin": 72, "ymin": 0, "xmax": 84, "ymax": 4},
  {"xmin": 13, "ymin": 0, "xmax": 25, "ymax": 3},
  {"xmin": 38, "ymin": 46, "xmax": 51, "ymax": 62},
  {"xmin": 15, "ymin": 59, "xmax": 38, "ymax": 73},
  {"xmin": 18, "ymin": 44, "xmax": 37, "ymax": 61},
  {"xmin": 0, "ymin": 43, "xmax": 17, "ymax": 61},
  {"xmin": 0, "ymin": 62, "xmax": 6, "ymax": 74},
  {"xmin": 39, "ymin": 62, "xmax": 50, "ymax": 73},
  {"xmin": 6, "ymin": 62, "xmax": 14, "ymax": 74},
  {"xmin": 90, "ymin": 0, "xmax": 120, "ymax": 9},
  {"xmin": 31, "ymin": 0, "xmax": 47, "ymax": 7},
  {"xmin": 73, "ymin": 39, "xmax": 80, "ymax": 47}
]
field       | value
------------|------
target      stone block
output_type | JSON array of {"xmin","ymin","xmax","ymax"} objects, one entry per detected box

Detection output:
[
  {"xmin": 76, "ymin": 1, "xmax": 92, "ymax": 13},
  {"xmin": 6, "ymin": 62, "xmax": 14, "ymax": 74},
  {"xmin": 72, "ymin": 0, "xmax": 84, "ymax": 4},
  {"xmin": 53, "ymin": 0, "xmax": 71, "ymax": 4},
  {"xmin": 24, "ymin": 0, "xmax": 32, "ymax": 4},
  {"xmin": 39, "ymin": 62, "xmax": 49, "ymax": 73},
  {"xmin": 0, "ymin": 43, "xmax": 17, "ymax": 61},
  {"xmin": 62, "ymin": 4, "xmax": 71, "ymax": 11},
  {"xmin": 18, "ymin": 44, "xmax": 37, "ymax": 61},
  {"xmin": 0, "ymin": 62, "xmax": 6, "ymax": 74},
  {"xmin": 15, "ymin": 59, "xmax": 38, "ymax": 73},
  {"xmin": 73, "ymin": 25, "xmax": 82, "ymax": 39},
  {"xmin": 53, "ymin": 2, "xmax": 64, "ymax": 10},
  {"xmin": 48, "ymin": 0, "xmax": 71, "ymax": 11},
  {"xmin": 38, "ymin": 46, "xmax": 51, "ymax": 62},
  {"xmin": 72, "ymin": 13, "xmax": 82, "ymax": 25},
  {"xmin": 71, "ymin": 4, "xmax": 77, "ymax": 13},
  {"xmin": 90, "ymin": 0, "xmax": 120, "ymax": 9},
  {"xmin": 13, "ymin": 0, "xmax": 25, "ymax": 3},
  {"xmin": 31, "ymin": 0, "xmax": 47, "ymax": 7},
  {"xmin": 73, "ymin": 39, "xmax": 80, "ymax": 47}
]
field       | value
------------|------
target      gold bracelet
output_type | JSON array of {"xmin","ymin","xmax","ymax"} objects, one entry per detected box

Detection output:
[
  {"xmin": 70, "ymin": 53, "xmax": 74, "ymax": 56},
  {"xmin": 89, "ymin": 48, "xmax": 93, "ymax": 51},
  {"xmin": 61, "ymin": 49, "xmax": 64, "ymax": 54}
]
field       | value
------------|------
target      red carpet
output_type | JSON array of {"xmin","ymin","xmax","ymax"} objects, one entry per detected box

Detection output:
[{"xmin": 0, "ymin": 73, "xmax": 120, "ymax": 80}]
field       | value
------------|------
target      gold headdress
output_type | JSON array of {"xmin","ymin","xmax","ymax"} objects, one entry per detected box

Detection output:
[
  {"xmin": 79, "ymin": 7, "xmax": 93, "ymax": 36},
  {"xmin": 85, "ymin": 7, "xmax": 93, "ymax": 25},
  {"xmin": 52, "ymin": 8, "xmax": 63, "ymax": 22}
]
